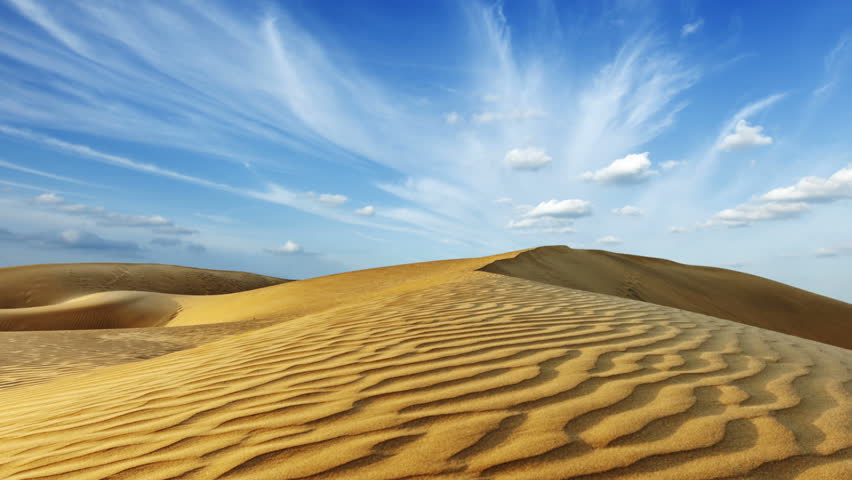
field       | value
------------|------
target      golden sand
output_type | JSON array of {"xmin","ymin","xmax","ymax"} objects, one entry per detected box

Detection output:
[{"xmin": 0, "ymin": 249, "xmax": 849, "ymax": 479}]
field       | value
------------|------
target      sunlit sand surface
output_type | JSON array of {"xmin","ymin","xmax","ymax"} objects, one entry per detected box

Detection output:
[{"xmin": 0, "ymin": 248, "xmax": 849, "ymax": 479}]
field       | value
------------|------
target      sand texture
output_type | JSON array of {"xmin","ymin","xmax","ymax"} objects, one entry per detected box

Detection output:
[
  {"xmin": 0, "ymin": 249, "xmax": 849, "ymax": 479},
  {"xmin": 481, "ymin": 246, "xmax": 852, "ymax": 349}
]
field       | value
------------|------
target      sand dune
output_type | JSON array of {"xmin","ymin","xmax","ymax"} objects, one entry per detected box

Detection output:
[
  {"xmin": 0, "ymin": 262, "xmax": 287, "ymax": 309},
  {"xmin": 0, "ymin": 248, "xmax": 849, "ymax": 479},
  {"xmin": 481, "ymin": 246, "xmax": 852, "ymax": 350}
]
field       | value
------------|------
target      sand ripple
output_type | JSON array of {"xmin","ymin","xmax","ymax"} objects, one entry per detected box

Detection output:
[{"xmin": 0, "ymin": 273, "xmax": 848, "ymax": 479}]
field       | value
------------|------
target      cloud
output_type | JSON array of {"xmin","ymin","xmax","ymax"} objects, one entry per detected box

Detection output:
[
  {"xmin": 611, "ymin": 205, "xmax": 642, "ymax": 216},
  {"xmin": 30, "ymin": 193, "xmax": 198, "ymax": 236},
  {"xmin": 760, "ymin": 164, "xmax": 852, "ymax": 202},
  {"xmin": 195, "ymin": 213, "xmax": 237, "ymax": 224},
  {"xmin": 495, "ymin": 197, "xmax": 513, "ymax": 205},
  {"xmin": 523, "ymin": 199, "xmax": 592, "ymax": 218},
  {"xmin": 445, "ymin": 112, "xmax": 460, "ymax": 124},
  {"xmin": 317, "ymin": 193, "xmax": 349, "ymax": 207},
  {"xmin": 581, "ymin": 152, "xmax": 657, "ymax": 184},
  {"xmin": 32, "ymin": 193, "xmax": 64, "ymax": 205},
  {"xmin": 504, "ymin": 147, "xmax": 553, "ymax": 170},
  {"xmin": 472, "ymin": 110, "xmax": 545, "ymax": 124},
  {"xmin": 0, "ymin": 227, "xmax": 140, "ymax": 254},
  {"xmin": 815, "ymin": 244, "xmax": 852, "ymax": 258},
  {"xmin": 265, "ymin": 240, "xmax": 303, "ymax": 255},
  {"xmin": 661, "ymin": 160, "xmax": 685, "ymax": 170},
  {"xmin": 507, "ymin": 217, "xmax": 575, "ymax": 234},
  {"xmin": 354, "ymin": 205, "xmax": 375, "ymax": 216},
  {"xmin": 716, "ymin": 119, "xmax": 773, "ymax": 151},
  {"xmin": 150, "ymin": 237, "xmax": 182, "ymax": 247},
  {"xmin": 596, "ymin": 235, "xmax": 623, "ymax": 245},
  {"xmin": 668, "ymin": 226, "xmax": 691, "ymax": 234},
  {"xmin": 712, "ymin": 201, "xmax": 809, "ymax": 227},
  {"xmin": 0, "ymin": 159, "xmax": 95, "ymax": 186},
  {"xmin": 681, "ymin": 20, "xmax": 704, "ymax": 37}
]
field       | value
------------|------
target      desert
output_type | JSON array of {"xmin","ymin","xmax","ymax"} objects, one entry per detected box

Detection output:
[{"xmin": 0, "ymin": 247, "xmax": 848, "ymax": 479}]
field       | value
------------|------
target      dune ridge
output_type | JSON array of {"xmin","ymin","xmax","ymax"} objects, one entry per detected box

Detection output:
[
  {"xmin": 0, "ymin": 270, "xmax": 849, "ymax": 479},
  {"xmin": 0, "ymin": 262, "xmax": 288, "ymax": 309},
  {"xmin": 480, "ymin": 246, "xmax": 852, "ymax": 349}
]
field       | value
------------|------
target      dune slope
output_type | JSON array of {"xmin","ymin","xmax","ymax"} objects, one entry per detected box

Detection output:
[
  {"xmin": 480, "ymin": 246, "xmax": 852, "ymax": 350},
  {"xmin": 0, "ymin": 271, "xmax": 849, "ymax": 479},
  {"xmin": 0, "ymin": 262, "xmax": 288, "ymax": 308}
]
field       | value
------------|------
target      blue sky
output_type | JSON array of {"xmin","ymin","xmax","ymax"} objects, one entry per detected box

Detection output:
[{"xmin": 1, "ymin": 0, "xmax": 851, "ymax": 301}]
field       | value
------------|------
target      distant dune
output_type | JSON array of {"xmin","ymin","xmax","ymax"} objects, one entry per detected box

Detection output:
[
  {"xmin": 0, "ymin": 262, "xmax": 288, "ymax": 308},
  {"xmin": 481, "ymin": 246, "xmax": 852, "ymax": 350},
  {"xmin": 0, "ymin": 263, "xmax": 289, "ymax": 331},
  {"xmin": 0, "ymin": 248, "xmax": 849, "ymax": 479}
]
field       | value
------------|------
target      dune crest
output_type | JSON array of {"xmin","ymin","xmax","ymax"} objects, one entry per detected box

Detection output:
[{"xmin": 480, "ymin": 246, "xmax": 852, "ymax": 349}]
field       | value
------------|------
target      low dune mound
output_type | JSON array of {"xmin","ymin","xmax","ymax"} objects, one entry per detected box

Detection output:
[
  {"xmin": 0, "ymin": 291, "xmax": 180, "ymax": 331},
  {"xmin": 0, "ymin": 263, "xmax": 288, "ymax": 308},
  {"xmin": 0, "ymin": 273, "xmax": 848, "ymax": 479},
  {"xmin": 480, "ymin": 246, "xmax": 852, "ymax": 350}
]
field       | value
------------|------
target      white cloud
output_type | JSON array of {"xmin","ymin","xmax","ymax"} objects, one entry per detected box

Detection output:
[
  {"xmin": 712, "ymin": 201, "xmax": 809, "ymax": 227},
  {"xmin": 0, "ymin": 159, "xmax": 95, "ymax": 186},
  {"xmin": 668, "ymin": 226, "xmax": 691, "ymax": 234},
  {"xmin": 661, "ymin": 160, "xmax": 685, "ymax": 170},
  {"xmin": 681, "ymin": 20, "xmax": 704, "ymax": 37},
  {"xmin": 611, "ymin": 205, "xmax": 642, "ymax": 216},
  {"xmin": 507, "ymin": 217, "xmax": 575, "ymax": 234},
  {"xmin": 445, "ymin": 112, "xmax": 460, "ymax": 124},
  {"xmin": 265, "ymin": 240, "xmax": 303, "ymax": 255},
  {"xmin": 523, "ymin": 199, "xmax": 592, "ymax": 218},
  {"xmin": 504, "ymin": 147, "xmax": 552, "ymax": 170},
  {"xmin": 318, "ymin": 193, "xmax": 349, "ymax": 207},
  {"xmin": 58, "ymin": 204, "xmax": 105, "ymax": 215},
  {"xmin": 761, "ymin": 164, "xmax": 852, "ymax": 202},
  {"xmin": 815, "ymin": 244, "xmax": 852, "ymax": 258},
  {"xmin": 354, "ymin": 205, "xmax": 375, "ymax": 216},
  {"xmin": 596, "ymin": 235, "xmax": 623, "ymax": 245},
  {"xmin": 32, "ymin": 193, "xmax": 64, "ymax": 205},
  {"xmin": 581, "ymin": 152, "xmax": 657, "ymax": 184},
  {"xmin": 473, "ymin": 110, "xmax": 545, "ymax": 124},
  {"xmin": 98, "ymin": 213, "xmax": 171, "ymax": 227},
  {"xmin": 716, "ymin": 119, "xmax": 773, "ymax": 151},
  {"xmin": 495, "ymin": 197, "xmax": 513, "ymax": 205}
]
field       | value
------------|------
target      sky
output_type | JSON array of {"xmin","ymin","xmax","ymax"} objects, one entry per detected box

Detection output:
[{"xmin": 1, "ymin": 0, "xmax": 851, "ymax": 302}]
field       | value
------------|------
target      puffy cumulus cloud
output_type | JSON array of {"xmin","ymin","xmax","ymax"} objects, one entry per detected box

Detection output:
[
  {"xmin": 524, "ymin": 199, "xmax": 592, "ymax": 218},
  {"xmin": 444, "ymin": 112, "xmax": 460, "ymax": 124},
  {"xmin": 472, "ymin": 110, "xmax": 545, "ymax": 124},
  {"xmin": 596, "ymin": 235, "xmax": 623, "ymax": 245},
  {"xmin": 612, "ymin": 205, "xmax": 642, "ymax": 216},
  {"xmin": 681, "ymin": 19, "xmax": 704, "ymax": 37},
  {"xmin": 712, "ymin": 201, "xmax": 809, "ymax": 227},
  {"xmin": 354, "ymin": 205, "xmax": 375, "ymax": 216},
  {"xmin": 717, "ymin": 119, "xmax": 773, "ymax": 151},
  {"xmin": 661, "ymin": 160, "xmax": 686, "ymax": 170},
  {"xmin": 150, "ymin": 237, "xmax": 182, "ymax": 247},
  {"xmin": 580, "ymin": 152, "xmax": 657, "ymax": 184},
  {"xmin": 318, "ymin": 193, "xmax": 349, "ymax": 207},
  {"xmin": 504, "ymin": 147, "xmax": 553, "ymax": 171},
  {"xmin": 265, "ymin": 240, "xmax": 303, "ymax": 255},
  {"xmin": 760, "ymin": 164, "xmax": 852, "ymax": 202}
]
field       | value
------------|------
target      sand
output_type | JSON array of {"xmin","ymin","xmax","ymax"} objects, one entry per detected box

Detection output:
[
  {"xmin": 0, "ymin": 248, "xmax": 849, "ymax": 479},
  {"xmin": 482, "ymin": 246, "xmax": 852, "ymax": 349}
]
